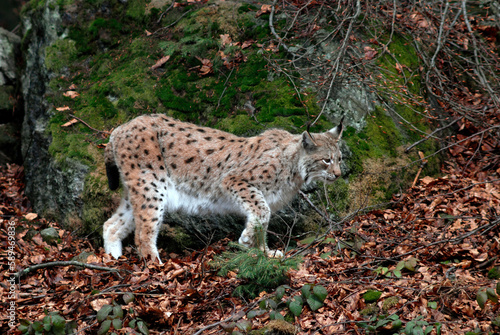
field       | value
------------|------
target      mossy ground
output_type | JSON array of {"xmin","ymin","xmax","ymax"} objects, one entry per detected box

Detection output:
[{"xmin": 35, "ymin": 0, "xmax": 441, "ymax": 245}]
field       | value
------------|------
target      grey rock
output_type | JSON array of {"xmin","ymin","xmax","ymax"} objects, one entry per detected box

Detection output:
[
  {"xmin": 21, "ymin": 0, "xmax": 87, "ymax": 223},
  {"xmin": 41, "ymin": 227, "xmax": 59, "ymax": 244},
  {"xmin": 0, "ymin": 27, "xmax": 21, "ymax": 164},
  {"xmin": 0, "ymin": 27, "xmax": 20, "ymax": 86}
]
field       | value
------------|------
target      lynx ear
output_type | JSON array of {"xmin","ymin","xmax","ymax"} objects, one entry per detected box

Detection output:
[
  {"xmin": 301, "ymin": 131, "xmax": 317, "ymax": 152},
  {"xmin": 328, "ymin": 116, "xmax": 344, "ymax": 139}
]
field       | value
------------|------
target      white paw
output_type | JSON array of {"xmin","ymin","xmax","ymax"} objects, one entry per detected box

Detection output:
[
  {"xmin": 238, "ymin": 234, "xmax": 253, "ymax": 248},
  {"xmin": 104, "ymin": 240, "xmax": 122, "ymax": 259},
  {"xmin": 267, "ymin": 249, "xmax": 283, "ymax": 258}
]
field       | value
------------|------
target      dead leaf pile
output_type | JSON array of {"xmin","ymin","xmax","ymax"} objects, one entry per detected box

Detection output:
[{"xmin": 1, "ymin": 133, "xmax": 499, "ymax": 335}]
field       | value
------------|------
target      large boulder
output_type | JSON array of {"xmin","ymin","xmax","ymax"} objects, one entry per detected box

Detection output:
[{"xmin": 21, "ymin": 0, "xmax": 89, "ymax": 230}]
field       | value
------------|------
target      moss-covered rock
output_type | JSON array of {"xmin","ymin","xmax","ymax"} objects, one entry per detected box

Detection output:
[{"xmin": 20, "ymin": 0, "xmax": 443, "ymax": 252}]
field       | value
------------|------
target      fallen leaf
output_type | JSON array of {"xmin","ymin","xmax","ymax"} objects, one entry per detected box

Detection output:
[
  {"xmin": 195, "ymin": 57, "xmax": 213, "ymax": 76},
  {"xmin": 63, "ymin": 91, "xmax": 80, "ymax": 98},
  {"xmin": 395, "ymin": 62, "xmax": 404, "ymax": 74},
  {"xmin": 241, "ymin": 40, "xmax": 254, "ymax": 49},
  {"xmin": 364, "ymin": 46, "xmax": 378, "ymax": 60},
  {"xmin": 24, "ymin": 213, "xmax": 38, "ymax": 221},
  {"xmin": 256, "ymin": 4, "xmax": 272, "ymax": 17},
  {"xmin": 56, "ymin": 106, "xmax": 70, "ymax": 111},
  {"xmin": 30, "ymin": 254, "xmax": 45, "ymax": 264},
  {"xmin": 62, "ymin": 118, "xmax": 79, "ymax": 127},
  {"xmin": 420, "ymin": 176, "xmax": 435, "ymax": 185},
  {"xmin": 151, "ymin": 55, "xmax": 171, "ymax": 70},
  {"xmin": 220, "ymin": 34, "xmax": 232, "ymax": 47},
  {"xmin": 90, "ymin": 298, "xmax": 112, "ymax": 312}
]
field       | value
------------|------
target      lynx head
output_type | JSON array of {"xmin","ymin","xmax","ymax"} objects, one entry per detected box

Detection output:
[{"xmin": 299, "ymin": 118, "xmax": 344, "ymax": 185}]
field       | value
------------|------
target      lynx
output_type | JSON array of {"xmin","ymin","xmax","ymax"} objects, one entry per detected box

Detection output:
[{"xmin": 103, "ymin": 114, "xmax": 344, "ymax": 263}]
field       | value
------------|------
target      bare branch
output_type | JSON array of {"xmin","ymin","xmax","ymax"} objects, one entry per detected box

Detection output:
[{"xmin": 16, "ymin": 260, "xmax": 124, "ymax": 279}]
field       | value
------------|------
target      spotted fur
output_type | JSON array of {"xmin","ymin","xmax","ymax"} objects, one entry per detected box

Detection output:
[{"xmin": 103, "ymin": 114, "xmax": 343, "ymax": 263}]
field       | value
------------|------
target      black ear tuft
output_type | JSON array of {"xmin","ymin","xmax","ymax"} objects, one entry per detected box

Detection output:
[{"xmin": 329, "ymin": 116, "xmax": 344, "ymax": 139}]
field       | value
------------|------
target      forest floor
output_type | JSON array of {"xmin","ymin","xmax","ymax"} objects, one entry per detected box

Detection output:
[{"xmin": 1, "ymin": 122, "xmax": 500, "ymax": 334}]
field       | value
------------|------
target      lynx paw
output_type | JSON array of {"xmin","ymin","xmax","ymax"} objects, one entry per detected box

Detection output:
[
  {"xmin": 267, "ymin": 249, "xmax": 283, "ymax": 258},
  {"xmin": 104, "ymin": 240, "xmax": 123, "ymax": 259}
]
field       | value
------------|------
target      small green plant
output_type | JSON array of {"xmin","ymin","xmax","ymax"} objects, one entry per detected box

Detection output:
[
  {"xmin": 359, "ymin": 315, "xmax": 442, "ymax": 334},
  {"xmin": 488, "ymin": 266, "xmax": 500, "ymax": 279},
  {"xmin": 95, "ymin": 293, "xmax": 149, "ymax": 335},
  {"xmin": 476, "ymin": 281, "xmax": 500, "ymax": 309},
  {"xmin": 219, "ymin": 284, "xmax": 328, "ymax": 334},
  {"xmin": 375, "ymin": 257, "xmax": 418, "ymax": 278},
  {"xmin": 359, "ymin": 314, "xmax": 402, "ymax": 333},
  {"xmin": 96, "ymin": 302, "xmax": 124, "ymax": 335},
  {"xmin": 287, "ymin": 284, "xmax": 328, "ymax": 316},
  {"xmin": 248, "ymin": 284, "xmax": 328, "ymax": 320},
  {"xmin": 214, "ymin": 243, "xmax": 301, "ymax": 298},
  {"xmin": 401, "ymin": 316, "xmax": 441, "ymax": 335},
  {"xmin": 19, "ymin": 311, "xmax": 77, "ymax": 335}
]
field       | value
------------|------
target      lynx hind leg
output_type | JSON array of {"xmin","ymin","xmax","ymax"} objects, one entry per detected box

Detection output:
[
  {"xmin": 131, "ymin": 194, "xmax": 165, "ymax": 264},
  {"xmin": 103, "ymin": 196, "xmax": 135, "ymax": 259},
  {"xmin": 126, "ymin": 172, "xmax": 168, "ymax": 264}
]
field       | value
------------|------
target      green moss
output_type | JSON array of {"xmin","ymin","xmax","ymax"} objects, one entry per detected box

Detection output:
[
  {"xmin": 337, "ymin": 31, "xmax": 441, "ymax": 209},
  {"xmin": 382, "ymin": 296, "xmax": 400, "ymax": 311},
  {"xmin": 47, "ymin": 114, "xmax": 95, "ymax": 165},
  {"xmin": 342, "ymin": 106, "xmax": 404, "ymax": 183},
  {"xmin": 126, "ymin": 0, "xmax": 146, "ymax": 22},
  {"xmin": 160, "ymin": 225, "xmax": 195, "ymax": 252},
  {"xmin": 377, "ymin": 35, "xmax": 441, "ymax": 176},
  {"xmin": 216, "ymin": 114, "xmax": 264, "ymax": 136},
  {"xmin": 488, "ymin": 267, "xmax": 500, "ymax": 279},
  {"xmin": 44, "ymin": 39, "xmax": 77, "ymax": 72},
  {"xmin": 89, "ymin": 18, "xmax": 122, "ymax": 38},
  {"xmin": 363, "ymin": 290, "xmax": 382, "ymax": 303},
  {"xmin": 237, "ymin": 3, "xmax": 257, "ymax": 14},
  {"xmin": 360, "ymin": 303, "xmax": 379, "ymax": 316},
  {"xmin": 325, "ymin": 178, "xmax": 350, "ymax": 215},
  {"xmin": 365, "ymin": 106, "xmax": 402, "ymax": 157}
]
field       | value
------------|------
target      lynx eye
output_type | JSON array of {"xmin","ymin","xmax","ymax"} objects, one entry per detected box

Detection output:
[{"xmin": 323, "ymin": 158, "xmax": 333, "ymax": 165}]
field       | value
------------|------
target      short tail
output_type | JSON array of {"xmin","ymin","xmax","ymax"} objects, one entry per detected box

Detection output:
[{"xmin": 105, "ymin": 141, "xmax": 120, "ymax": 190}]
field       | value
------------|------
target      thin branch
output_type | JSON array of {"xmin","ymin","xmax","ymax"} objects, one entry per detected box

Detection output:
[
  {"xmin": 152, "ymin": 8, "xmax": 194, "ymax": 35},
  {"xmin": 269, "ymin": 0, "xmax": 294, "ymax": 55},
  {"xmin": 69, "ymin": 114, "xmax": 110, "ymax": 135},
  {"xmin": 216, "ymin": 67, "xmax": 235, "ymax": 110},
  {"xmin": 461, "ymin": 0, "xmax": 500, "ymax": 106},
  {"xmin": 405, "ymin": 116, "xmax": 463, "ymax": 153},
  {"xmin": 192, "ymin": 298, "xmax": 263, "ymax": 335},
  {"xmin": 156, "ymin": 1, "xmax": 175, "ymax": 24},
  {"xmin": 16, "ymin": 261, "xmax": 124, "ymax": 279}
]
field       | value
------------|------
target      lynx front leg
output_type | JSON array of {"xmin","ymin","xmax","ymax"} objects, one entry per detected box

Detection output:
[
  {"xmin": 223, "ymin": 177, "xmax": 283, "ymax": 257},
  {"xmin": 103, "ymin": 195, "xmax": 135, "ymax": 259}
]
